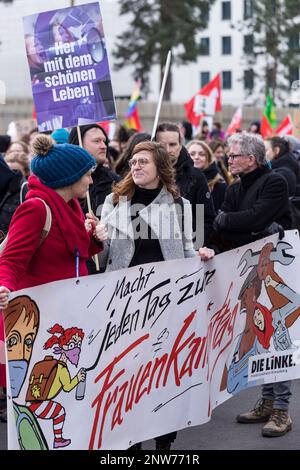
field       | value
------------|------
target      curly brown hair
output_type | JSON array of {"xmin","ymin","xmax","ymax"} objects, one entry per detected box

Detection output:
[{"xmin": 112, "ymin": 141, "xmax": 180, "ymax": 204}]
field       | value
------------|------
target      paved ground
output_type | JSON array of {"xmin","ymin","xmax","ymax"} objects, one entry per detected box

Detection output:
[{"xmin": 1, "ymin": 380, "xmax": 299, "ymax": 451}]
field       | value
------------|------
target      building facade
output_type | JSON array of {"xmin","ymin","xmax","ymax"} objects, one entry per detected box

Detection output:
[{"xmin": 0, "ymin": 0, "xmax": 299, "ymax": 107}]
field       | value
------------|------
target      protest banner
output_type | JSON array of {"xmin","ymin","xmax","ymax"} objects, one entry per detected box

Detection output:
[
  {"xmin": 23, "ymin": 2, "xmax": 116, "ymax": 131},
  {"xmin": 5, "ymin": 231, "xmax": 300, "ymax": 450}
]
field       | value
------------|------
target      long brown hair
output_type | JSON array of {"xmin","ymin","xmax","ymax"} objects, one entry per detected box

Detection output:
[{"xmin": 112, "ymin": 141, "xmax": 180, "ymax": 204}]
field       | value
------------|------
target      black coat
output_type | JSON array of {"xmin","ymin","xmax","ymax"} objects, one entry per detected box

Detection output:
[
  {"xmin": 271, "ymin": 152, "xmax": 300, "ymax": 196},
  {"xmin": 203, "ymin": 162, "xmax": 227, "ymax": 213},
  {"xmin": 175, "ymin": 147, "xmax": 216, "ymax": 247},
  {"xmin": 0, "ymin": 167, "xmax": 28, "ymax": 236},
  {"xmin": 216, "ymin": 166, "xmax": 291, "ymax": 250},
  {"xmin": 81, "ymin": 164, "xmax": 120, "ymax": 217}
]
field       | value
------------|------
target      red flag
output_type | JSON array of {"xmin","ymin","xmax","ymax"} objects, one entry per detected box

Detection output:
[
  {"xmin": 226, "ymin": 107, "xmax": 242, "ymax": 135},
  {"xmin": 260, "ymin": 114, "xmax": 275, "ymax": 138},
  {"xmin": 275, "ymin": 115, "xmax": 293, "ymax": 136},
  {"xmin": 184, "ymin": 74, "xmax": 221, "ymax": 126}
]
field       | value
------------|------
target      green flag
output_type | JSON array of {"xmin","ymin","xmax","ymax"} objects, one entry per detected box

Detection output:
[{"xmin": 264, "ymin": 92, "xmax": 277, "ymax": 128}]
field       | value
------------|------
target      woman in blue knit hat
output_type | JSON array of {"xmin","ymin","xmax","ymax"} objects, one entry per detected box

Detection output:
[{"xmin": 0, "ymin": 134, "xmax": 104, "ymax": 309}]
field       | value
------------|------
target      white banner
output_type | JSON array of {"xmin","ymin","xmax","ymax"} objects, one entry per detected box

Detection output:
[{"xmin": 5, "ymin": 231, "xmax": 300, "ymax": 450}]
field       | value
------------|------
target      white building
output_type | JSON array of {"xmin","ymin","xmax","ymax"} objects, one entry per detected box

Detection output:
[{"xmin": 0, "ymin": 0, "xmax": 298, "ymax": 106}]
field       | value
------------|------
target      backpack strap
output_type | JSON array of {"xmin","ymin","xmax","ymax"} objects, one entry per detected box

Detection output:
[
  {"xmin": 19, "ymin": 181, "xmax": 28, "ymax": 204},
  {"xmin": 0, "ymin": 198, "xmax": 52, "ymax": 255},
  {"xmin": 35, "ymin": 198, "xmax": 52, "ymax": 245}
]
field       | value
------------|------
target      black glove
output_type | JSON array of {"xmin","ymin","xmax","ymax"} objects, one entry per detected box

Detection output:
[
  {"xmin": 213, "ymin": 211, "xmax": 227, "ymax": 233},
  {"xmin": 257, "ymin": 222, "xmax": 285, "ymax": 240}
]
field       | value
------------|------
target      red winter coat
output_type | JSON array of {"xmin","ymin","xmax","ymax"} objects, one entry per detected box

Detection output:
[{"xmin": 0, "ymin": 175, "xmax": 103, "ymax": 291}]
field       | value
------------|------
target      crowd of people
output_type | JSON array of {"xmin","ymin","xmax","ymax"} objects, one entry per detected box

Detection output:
[{"xmin": 1, "ymin": 116, "xmax": 300, "ymax": 448}]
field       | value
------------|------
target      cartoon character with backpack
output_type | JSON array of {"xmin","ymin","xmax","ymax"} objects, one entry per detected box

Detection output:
[
  {"xmin": 26, "ymin": 324, "xmax": 86, "ymax": 449},
  {"xmin": 4, "ymin": 295, "xmax": 48, "ymax": 450}
]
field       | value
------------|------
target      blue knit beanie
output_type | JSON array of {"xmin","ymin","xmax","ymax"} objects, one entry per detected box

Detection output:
[
  {"xmin": 51, "ymin": 128, "xmax": 70, "ymax": 144},
  {"xmin": 31, "ymin": 135, "xmax": 96, "ymax": 189}
]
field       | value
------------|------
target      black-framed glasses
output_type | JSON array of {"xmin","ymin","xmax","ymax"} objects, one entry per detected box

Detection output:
[{"xmin": 228, "ymin": 153, "xmax": 250, "ymax": 160}]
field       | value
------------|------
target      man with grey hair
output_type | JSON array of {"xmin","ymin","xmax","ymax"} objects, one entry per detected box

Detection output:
[
  {"xmin": 213, "ymin": 132, "xmax": 291, "ymax": 250},
  {"xmin": 213, "ymin": 132, "xmax": 293, "ymax": 438}
]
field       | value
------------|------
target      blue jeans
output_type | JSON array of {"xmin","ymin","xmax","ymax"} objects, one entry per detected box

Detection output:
[{"xmin": 262, "ymin": 381, "xmax": 292, "ymax": 411}]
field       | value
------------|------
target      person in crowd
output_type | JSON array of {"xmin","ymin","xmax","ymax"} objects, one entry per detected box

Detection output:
[
  {"xmin": 187, "ymin": 140, "xmax": 227, "ymax": 213},
  {"xmin": 51, "ymin": 128, "xmax": 70, "ymax": 145},
  {"xmin": 28, "ymin": 128, "xmax": 39, "ymax": 148},
  {"xmin": 285, "ymin": 135, "xmax": 300, "ymax": 161},
  {"xmin": 0, "ymin": 134, "xmax": 103, "ymax": 310},
  {"xmin": 209, "ymin": 140, "xmax": 235, "ymax": 185},
  {"xmin": 155, "ymin": 122, "xmax": 216, "ymax": 248},
  {"xmin": 5, "ymin": 140, "xmax": 29, "ymax": 158},
  {"xmin": 114, "ymin": 132, "xmax": 151, "ymax": 178},
  {"xmin": 69, "ymin": 124, "xmax": 120, "ymax": 218},
  {"xmin": 179, "ymin": 120, "xmax": 193, "ymax": 145},
  {"xmin": 5, "ymin": 159, "xmax": 26, "ymax": 177},
  {"xmin": 265, "ymin": 136, "xmax": 300, "ymax": 196},
  {"xmin": 196, "ymin": 120, "xmax": 210, "ymax": 141},
  {"xmin": 0, "ymin": 158, "xmax": 28, "ymax": 239},
  {"xmin": 209, "ymin": 122, "xmax": 225, "ymax": 141},
  {"xmin": 107, "ymin": 145, "xmax": 120, "ymax": 164},
  {"xmin": 5, "ymin": 151, "xmax": 30, "ymax": 178},
  {"xmin": 213, "ymin": 132, "xmax": 291, "ymax": 250},
  {"xmin": 0, "ymin": 136, "xmax": 103, "ymax": 424},
  {"xmin": 213, "ymin": 132, "xmax": 293, "ymax": 437},
  {"xmin": 94, "ymin": 140, "xmax": 214, "ymax": 449},
  {"xmin": 0, "ymin": 135, "xmax": 11, "ymax": 159},
  {"xmin": 248, "ymin": 120, "xmax": 261, "ymax": 134},
  {"xmin": 112, "ymin": 125, "xmax": 136, "ymax": 155}
]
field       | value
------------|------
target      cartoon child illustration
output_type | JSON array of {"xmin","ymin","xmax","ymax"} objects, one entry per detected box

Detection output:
[
  {"xmin": 26, "ymin": 323, "xmax": 86, "ymax": 449},
  {"xmin": 4, "ymin": 295, "xmax": 48, "ymax": 450}
]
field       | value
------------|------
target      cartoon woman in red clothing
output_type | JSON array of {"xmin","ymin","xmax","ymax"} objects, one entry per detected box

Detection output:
[
  {"xmin": 26, "ymin": 324, "xmax": 86, "ymax": 449},
  {"xmin": 252, "ymin": 302, "xmax": 274, "ymax": 350}
]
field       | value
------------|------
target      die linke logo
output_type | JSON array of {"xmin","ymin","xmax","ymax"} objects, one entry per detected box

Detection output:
[{"xmin": 251, "ymin": 353, "xmax": 297, "ymax": 375}]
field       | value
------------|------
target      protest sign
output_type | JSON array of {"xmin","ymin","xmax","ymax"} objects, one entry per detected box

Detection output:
[
  {"xmin": 5, "ymin": 231, "xmax": 300, "ymax": 450},
  {"xmin": 23, "ymin": 2, "xmax": 116, "ymax": 131}
]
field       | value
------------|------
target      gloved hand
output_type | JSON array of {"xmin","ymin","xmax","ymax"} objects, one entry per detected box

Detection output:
[
  {"xmin": 213, "ymin": 211, "xmax": 227, "ymax": 232},
  {"xmin": 257, "ymin": 222, "xmax": 285, "ymax": 240}
]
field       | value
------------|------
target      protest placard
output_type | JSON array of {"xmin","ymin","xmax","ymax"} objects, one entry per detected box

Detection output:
[{"xmin": 23, "ymin": 2, "xmax": 116, "ymax": 131}]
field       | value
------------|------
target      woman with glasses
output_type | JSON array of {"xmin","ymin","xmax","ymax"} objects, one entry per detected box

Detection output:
[
  {"xmin": 92, "ymin": 140, "xmax": 214, "ymax": 450},
  {"xmin": 187, "ymin": 140, "xmax": 227, "ymax": 213}
]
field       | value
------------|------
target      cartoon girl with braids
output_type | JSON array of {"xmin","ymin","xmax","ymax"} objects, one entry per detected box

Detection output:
[{"xmin": 27, "ymin": 323, "xmax": 86, "ymax": 449}]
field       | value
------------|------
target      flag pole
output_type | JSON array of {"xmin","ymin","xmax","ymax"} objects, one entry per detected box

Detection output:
[
  {"xmin": 76, "ymin": 125, "xmax": 100, "ymax": 272},
  {"xmin": 151, "ymin": 50, "xmax": 172, "ymax": 141}
]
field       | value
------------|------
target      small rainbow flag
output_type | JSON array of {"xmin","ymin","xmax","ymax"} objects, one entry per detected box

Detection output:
[{"xmin": 124, "ymin": 79, "xmax": 142, "ymax": 131}]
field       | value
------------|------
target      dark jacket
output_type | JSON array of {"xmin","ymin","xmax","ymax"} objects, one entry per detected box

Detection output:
[
  {"xmin": 80, "ymin": 164, "xmax": 120, "ymax": 217},
  {"xmin": 273, "ymin": 167, "xmax": 296, "ymax": 197},
  {"xmin": 215, "ymin": 166, "xmax": 291, "ymax": 250},
  {"xmin": 271, "ymin": 152, "xmax": 300, "ymax": 196},
  {"xmin": 175, "ymin": 146, "xmax": 216, "ymax": 247},
  {"xmin": 0, "ymin": 163, "xmax": 28, "ymax": 237},
  {"xmin": 203, "ymin": 162, "xmax": 227, "ymax": 213}
]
